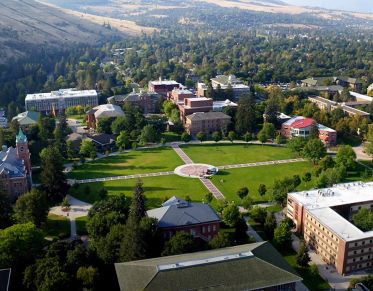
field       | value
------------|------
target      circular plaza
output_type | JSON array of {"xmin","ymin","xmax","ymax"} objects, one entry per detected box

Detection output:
[{"xmin": 174, "ymin": 163, "xmax": 218, "ymax": 178}]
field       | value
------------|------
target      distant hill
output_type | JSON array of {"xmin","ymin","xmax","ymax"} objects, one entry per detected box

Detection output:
[{"xmin": 0, "ymin": 0, "xmax": 154, "ymax": 62}]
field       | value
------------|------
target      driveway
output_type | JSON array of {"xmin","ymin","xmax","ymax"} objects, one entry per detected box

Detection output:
[{"xmin": 353, "ymin": 144, "xmax": 372, "ymax": 161}]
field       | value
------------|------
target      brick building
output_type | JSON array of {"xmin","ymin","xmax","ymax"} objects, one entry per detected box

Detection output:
[
  {"xmin": 287, "ymin": 182, "xmax": 373, "ymax": 275},
  {"xmin": 86, "ymin": 104, "xmax": 124, "ymax": 130},
  {"xmin": 178, "ymin": 97, "xmax": 213, "ymax": 122},
  {"xmin": 148, "ymin": 78, "xmax": 181, "ymax": 96},
  {"xmin": 0, "ymin": 129, "xmax": 32, "ymax": 200},
  {"xmin": 301, "ymin": 76, "xmax": 362, "ymax": 93},
  {"xmin": 169, "ymin": 88, "xmax": 195, "ymax": 105},
  {"xmin": 185, "ymin": 112, "xmax": 231, "ymax": 136},
  {"xmin": 115, "ymin": 242, "xmax": 302, "ymax": 291},
  {"xmin": 147, "ymin": 196, "xmax": 221, "ymax": 242},
  {"xmin": 281, "ymin": 116, "xmax": 337, "ymax": 146},
  {"xmin": 108, "ymin": 91, "xmax": 163, "ymax": 114}
]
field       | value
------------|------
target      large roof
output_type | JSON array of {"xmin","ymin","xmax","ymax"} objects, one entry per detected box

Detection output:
[
  {"xmin": 12, "ymin": 111, "xmax": 40, "ymax": 126},
  {"xmin": 290, "ymin": 118, "xmax": 314, "ymax": 129},
  {"xmin": 0, "ymin": 147, "xmax": 26, "ymax": 178},
  {"xmin": 92, "ymin": 104, "xmax": 124, "ymax": 119},
  {"xmin": 146, "ymin": 196, "xmax": 220, "ymax": 228},
  {"xmin": 115, "ymin": 242, "xmax": 301, "ymax": 291},
  {"xmin": 25, "ymin": 88, "xmax": 97, "ymax": 101},
  {"xmin": 289, "ymin": 182, "xmax": 373, "ymax": 241},
  {"xmin": 186, "ymin": 111, "xmax": 231, "ymax": 121}
]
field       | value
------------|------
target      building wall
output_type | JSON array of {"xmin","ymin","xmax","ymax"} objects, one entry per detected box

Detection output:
[
  {"xmin": 162, "ymin": 221, "xmax": 220, "ymax": 241},
  {"xmin": 185, "ymin": 117, "xmax": 230, "ymax": 136},
  {"xmin": 0, "ymin": 174, "xmax": 28, "ymax": 201},
  {"xmin": 149, "ymin": 84, "xmax": 180, "ymax": 95}
]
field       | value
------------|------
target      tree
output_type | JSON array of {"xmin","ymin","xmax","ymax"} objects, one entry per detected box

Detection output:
[
  {"xmin": 40, "ymin": 145, "xmax": 68, "ymax": 202},
  {"xmin": 228, "ymin": 131, "xmax": 236, "ymax": 142},
  {"xmin": 140, "ymin": 125, "xmax": 157, "ymax": 144},
  {"xmin": 212, "ymin": 131, "xmax": 222, "ymax": 143},
  {"xmin": 293, "ymin": 175, "xmax": 301, "ymax": 188},
  {"xmin": 237, "ymin": 187, "xmax": 249, "ymax": 199},
  {"xmin": 162, "ymin": 232, "xmax": 196, "ymax": 256},
  {"xmin": 80, "ymin": 139, "xmax": 96, "ymax": 159},
  {"xmin": 208, "ymin": 232, "xmax": 232, "ymax": 249},
  {"xmin": 77, "ymin": 266, "xmax": 99, "ymax": 289},
  {"xmin": 204, "ymin": 192, "xmax": 213, "ymax": 203},
  {"xmin": 181, "ymin": 132, "xmax": 191, "ymax": 143},
  {"xmin": 222, "ymin": 202, "xmax": 240, "ymax": 227},
  {"xmin": 309, "ymin": 121, "xmax": 319, "ymax": 139},
  {"xmin": 264, "ymin": 212, "xmax": 277, "ymax": 240},
  {"xmin": 353, "ymin": 208, "xmax": 373, "ymax": 232},
  {"xmin": 264, "ymin": 97, "xmax": 280, "ymax": 125},
  {"xmin": 274, "ymin": 221, "xmax": 292, "ymax": 248},
  {"xmin": 250, "ymin": 206, "xmax": 267, "ymax": 225},
  {"xmin": 96, "ymin": 117, "xmax": 113, "ymax": 134},
  {"xmin": 258, "ymin": 184, "xmax": 267, "ymax": 196},
  {"xmin": 287, "ymin": 137, "xmax": 306, "ymax": 156},
  {"xmin": 242, "ymin": 195, "xmax": 253, "ymax": 210},
  {"xmin": 0, "ymin": 190, "xmax": 13, "ymax": 229},
  {"xmin": 66, "ymin": 140, "xmax": 76, "ymax": 160},
  {"xmin": 275, "ymin": 134, "xmax": 285, "ymax": 144},
  {"xmin": 319, "ymin": 155, "xmax": 335, "ymax": 171},
  {"xmin": 257, "ymin": 129, "xmax": 267, "ymax": 144},
  {"xmin": 196, "ymin": 131, "xmax": 206, "ymax": 143},
  {"xmin": 302, "ymin": 172, "xmax": 312, "ymax": 187},
  {"xmin": 128, "ymin": 180, "xmax": 146, "ymax": 223},
  {"xmin": 296, "ymin": 243, "xmax": 311, "ymax": 268},
  {"xmin": 335, "ymin": 145, "xmax": 356, "ymax": 170},
  {"xmin": 243, "ymin": 132, "xmax": 252, "ymax": 143},
  {"xmin": 303, "ymin": 138, "xmax": 326, "ymax": 164},
  {"xmin": 0, "ymin": 223, "xmax": 44, "ymax": 275},
  {"xmin": 262, "ymin": 122, "xmax": 276, "ymax": 140},
  {"xmin": 14, "ymin": 189, "xmax": 49, "ymax": 227},
  {"xmin": 61, "ymin": 196, "xmax": 71, "ymax": 210},
  {"xmin": 235, "ymin": 94, "xmax": 256, "ymax": 135},
  {"xmin": 116, "ymin": 131, "xmax": 130, "ymax": 150}
]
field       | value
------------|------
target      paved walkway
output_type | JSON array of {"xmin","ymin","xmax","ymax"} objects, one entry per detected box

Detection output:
[
  {"xmin": 353, "ymin": 144, "xmax": 372, "ymax": 161},
  {"xmin": 199, "ymin": 178, "xmax": 225, "ymax": 200},
  {"xmin": 218, "ymin": 158, "xmax": 306, "ymax": 170},
  {"xmin": 171, "ymin": 143, "xmax": 194, "ymax": 164},
  {"xmin": 49, "ymin": 195, "xmax": 92, "ymax": 239},
  {"xmin": 69, "ymin": 171, "xmax": 174, "ymax": 184}
]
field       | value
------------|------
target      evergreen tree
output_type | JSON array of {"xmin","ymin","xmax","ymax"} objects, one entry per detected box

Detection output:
[
  {"xmin": 264, "ymin": 97, "xmax": 280, "ymax": 125},
  {"xmin": 296, "ymin": 243, "xmax": 311, "ymax": 268},
  {"xmin": 129, "ymin": 180, "xmax": 146, "ymax": 223},
  {"xmin": 40, "ymin": 145, "xmax": 68, "ymax": 202},
  {"xmin": 235, "ymin": 94, "xmax": 256, "ymax": 135}
]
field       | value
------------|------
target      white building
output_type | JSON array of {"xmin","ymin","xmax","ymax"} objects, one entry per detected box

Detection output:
[
  {"xmin": 25, "ymin": 88, "xmax": 98, "ymax": 113},
  {"xmin": 210, "ymin": 75, "xmax": 250, "ymax": 99}
]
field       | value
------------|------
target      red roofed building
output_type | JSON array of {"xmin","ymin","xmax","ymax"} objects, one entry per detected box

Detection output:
[{"xmin": 281, "ymin": 116, "xmax": 337, "ymax": 146}]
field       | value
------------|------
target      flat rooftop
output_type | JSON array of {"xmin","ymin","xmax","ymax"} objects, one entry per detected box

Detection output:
[
  {"xmin": 289, "ymin": 182, "xmax": 373, "ymax": 241},
  {"xmin": 150, "ymin": 80, "xmax": 180, "ymax": 86},
  {"xmin": 25, "ymin": 88, "xmax": 97, "ymax": 101}
]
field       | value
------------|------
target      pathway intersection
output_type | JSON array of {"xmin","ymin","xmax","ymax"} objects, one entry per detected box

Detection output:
[{"xmin": 68, "ymin": 143, "xmax": 307, "ymax": 201}]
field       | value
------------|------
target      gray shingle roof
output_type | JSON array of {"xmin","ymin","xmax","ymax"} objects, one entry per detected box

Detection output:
[
  {"xmin": 146, "ymin": 196, "xmax": 221, "ymax": 228},
  {"xmin": 115, "ymin": 242, "xmax": 302, "ymax": 291},
  {"xmin": 0, "ymin": 147, "xmax": 26, "ymax": 178}
]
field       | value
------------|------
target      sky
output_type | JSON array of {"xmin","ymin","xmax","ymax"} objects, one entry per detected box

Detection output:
[{"xmin": 284, "ymin": 0, "xmax": 373, "ymax": 13}]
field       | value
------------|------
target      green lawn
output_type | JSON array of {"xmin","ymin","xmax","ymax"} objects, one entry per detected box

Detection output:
[
  {"xmin": 181, "ymin": 144, "xmax": 294, "ymax": 166},
  {"xmin": 68, "ymin": 147, "xmax": 184, "ymax": 180},
  {"xmin": 212, "ymin": 162, "xmax": 316, "ymax": 203},
  {"xmin": 43, "ymin": 214, "xmax": 70, "ymax": 239},
  {"xmin": 76, "ymin": 216, "xmax": 88, "ymax": 236},
  {"xmin": 69, "ymin": 175, "xmax": 208, "ymax": 208}
]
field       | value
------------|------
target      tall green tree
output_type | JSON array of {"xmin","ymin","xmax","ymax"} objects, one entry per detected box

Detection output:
[
  {"xmin": 353, "ymin": 208, "xmax": 373, "ymax": 232},
  {"xmin": 128, "ymin": 180, "xmax": 147, "ymax": 223},
  {"xmin": 296, "ymin": 243, "xmax": 311, "ymax": 268},
  {"xmin": 235, "ymin": 94, "xmax": 256, "ymax": 135},
  {"xmin": 14, "ymin": 189, "xmax": 49, "ymax": 227},
  {"xmin": 40, "ymin": 145, "xmax": 68, "ymax": 202},
  {"xmin": 162, "ymin": 232, "xmax": 196, "ymax": 256},
  {"xmin": 0, "ymin": 190, "xmax": 13, "ymax": 229},
  {"xmin": 264, "ymin": 97, "xmax": 280, "ymax": 125}
]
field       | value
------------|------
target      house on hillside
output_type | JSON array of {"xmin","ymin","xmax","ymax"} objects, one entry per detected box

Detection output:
[
  {"xmin": 147, "ymin": 196, "xmax": 221, "ymax": 242},
  {"xmin": 115, "ymin": 242, "xmax": 302, "ymax": 291}
]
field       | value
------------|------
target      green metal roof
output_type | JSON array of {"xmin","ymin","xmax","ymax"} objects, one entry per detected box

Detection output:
[
  {"xmin": 115, "ymin": 242, "xmax": 302, "ymax": 291},
  {"xmin": 16, "ymin": 129, "xmax": 27, "ymax": 143}
]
